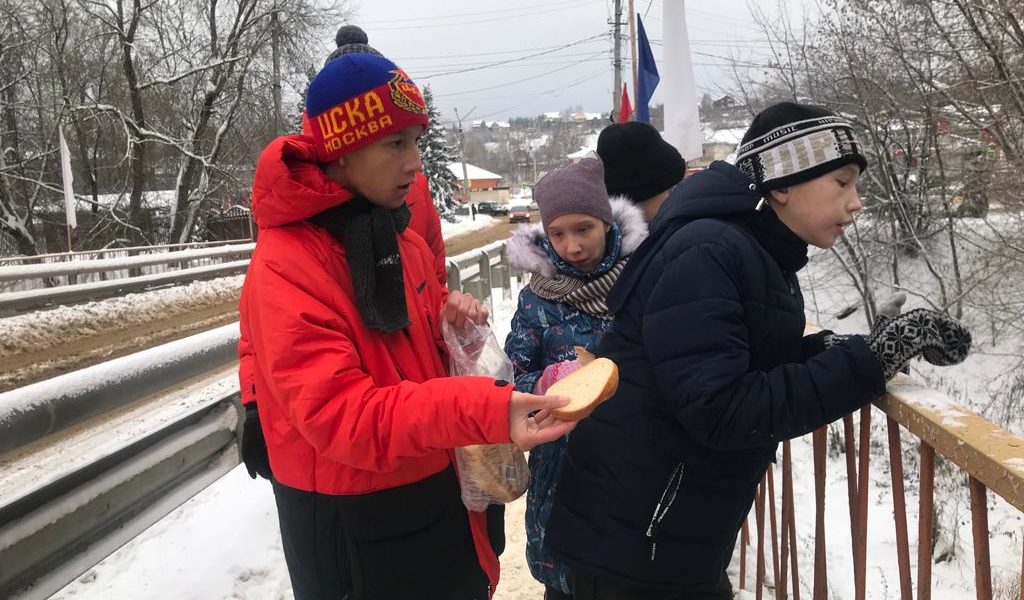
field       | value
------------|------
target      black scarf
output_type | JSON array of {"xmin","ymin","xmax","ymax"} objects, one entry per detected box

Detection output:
[
  {"xmin": 310, "ymin": 197, "xmax": 412, "ymax": 334},
  {"xmin": 738, "ymin": 207, "xmax": 809, "ymax": 273}
]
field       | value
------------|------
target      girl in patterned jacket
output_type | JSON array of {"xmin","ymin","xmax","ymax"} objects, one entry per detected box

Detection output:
[{"xmin": 504, "ymin": 158, "xmax": 647, "ymax": 599}]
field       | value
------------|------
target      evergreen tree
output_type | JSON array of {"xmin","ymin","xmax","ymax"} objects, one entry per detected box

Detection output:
[{"xmin": 418, "ymin": 86, "xmax": 460, "ymax": 221}]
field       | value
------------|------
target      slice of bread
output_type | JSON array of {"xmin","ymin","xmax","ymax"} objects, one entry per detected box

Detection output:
[{"xmin": 548, "ymin": 357, "xmax": 619, "ymax": 421}]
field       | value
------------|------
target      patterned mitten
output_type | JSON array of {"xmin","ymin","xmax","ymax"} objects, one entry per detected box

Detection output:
[
  {"xmin": 866, "ymin": 308, "xmax": 971, "ymax": 380},
  {"xmin": 533, "ymin": 360, "xmax": 582, "ymax": 395}
]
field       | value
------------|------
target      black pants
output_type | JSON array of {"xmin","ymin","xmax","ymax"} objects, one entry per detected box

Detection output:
[
  {"xmin": 546, "ymin": 584, "xmax": 574, "ymax": 599},
  {"xmin": 272, "ymin": 466, "xmax": 493, "ymax": 600},
  {"xmin": 574, "ymin": 571, "xmax": 732, "ymax": 600}
]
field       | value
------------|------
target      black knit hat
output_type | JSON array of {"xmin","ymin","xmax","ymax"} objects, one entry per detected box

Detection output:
[
  {"xmin": 323, "ymin": 25, "xmax": 382, "ymax": 66},
  {"xmin": 597, "ymin": 122, "xmax": 686, "ymax": 203},
  {"xmin": 736, "ymin": 102, "xmax": 867, "ymax": 192}
]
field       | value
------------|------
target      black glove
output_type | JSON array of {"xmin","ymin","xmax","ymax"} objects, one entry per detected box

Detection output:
[
  {"xmin": 866, "ymin": 308, "xmax": 971, "ymax": 381},
  {"xmin": 823, "ymin": 292, "xmax": 907, "ymax": 351},
  {"xmin": 242, "ymin": 403, "xmax": 272, "ymax": 480}
]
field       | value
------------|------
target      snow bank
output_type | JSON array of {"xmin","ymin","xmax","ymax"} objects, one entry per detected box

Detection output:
[
  {"xmin": 441, "ymin": 214, "xmax": 494, "ymax": 239},
  {"xmin": 0, "ymin": 275, "xmax": 244, "ymax": 358}
]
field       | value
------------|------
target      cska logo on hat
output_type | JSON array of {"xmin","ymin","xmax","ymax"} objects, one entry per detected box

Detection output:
[{"xmin": 388, "ymin": 69, "xmax": 427, "ymax": 116}]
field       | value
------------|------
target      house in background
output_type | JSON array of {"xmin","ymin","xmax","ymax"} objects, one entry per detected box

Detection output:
[
  {"xmin": 448, "ymin": 162, "xmax": 509, "ymax": 204},
  {"xmin": 701, "ymin": 126, "xmax": 747, "ymax": 164}
]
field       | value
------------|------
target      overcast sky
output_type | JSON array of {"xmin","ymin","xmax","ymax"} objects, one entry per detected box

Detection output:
[{"xmin": 339, "ymin": 0, "xmax": 808, "ymax": 123}]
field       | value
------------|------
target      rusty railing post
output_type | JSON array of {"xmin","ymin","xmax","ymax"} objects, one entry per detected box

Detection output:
[
  {"xmin": 813, "ymin": 427, "xmax": 828, "ymax": 600},
  {"xmin": 782, "ymin": 439, "xmax": 800, "ymax": 600},
  {"xmin": 969, "ymin": 477, "xmax": 993, "ymax": 600},
  {"xmin": 756, "ymin": 479, "xmax": 767, "ymax": 600},
  {"xmin": 918, "ymin": 442, "xmax": 935, "ymax": 600},
  {"xmin": 887, "ymin": 417, "xmax": 913, "ymax": 600},
  {"xmin": 855, "ymin": 406, "xmax": 871, "ymax": 600}
]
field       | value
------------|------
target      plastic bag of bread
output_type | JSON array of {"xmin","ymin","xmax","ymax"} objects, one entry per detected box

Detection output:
[{"xmin": 441, "ymin": 318, "xmax": 529, "ymax": 512}]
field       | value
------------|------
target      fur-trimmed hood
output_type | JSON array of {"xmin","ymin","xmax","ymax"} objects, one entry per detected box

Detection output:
[{"xmin": 506, "ymin": 196, "xmax": 648, "ymax": 277}]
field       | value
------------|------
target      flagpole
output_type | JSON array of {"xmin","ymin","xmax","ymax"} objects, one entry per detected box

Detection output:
[{"xmin": 629, "ymin": 0, "xmax": 638, "ymax": 110}]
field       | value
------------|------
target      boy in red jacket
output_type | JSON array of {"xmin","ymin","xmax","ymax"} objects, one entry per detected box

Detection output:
[{"xmin": 238, "ymin": 32, "xmax": 573, "ymax": 600}]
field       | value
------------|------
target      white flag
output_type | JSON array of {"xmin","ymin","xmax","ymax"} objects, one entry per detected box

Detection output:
[
  {"xmin": 59, "ymin": 126, "xmax": 76, "ymax": 229},
  {"xmin": 662, "ymin": 0, "xmax": 703, "ymax": 161}
]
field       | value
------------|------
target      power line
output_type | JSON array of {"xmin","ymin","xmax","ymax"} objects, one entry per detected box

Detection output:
[
  {"xmin": 459, "ymin": 66, "xmax": 611, "ymax": 120},
  {"xmin": 419, "ymin": 34, "xmax": 610, "ymax": 78},
  {"xmin": 363, "ymin": 0, "xmax": 600, "ymax": 31},
  {"xmin": 358, "ymin": 0, "xmax": 596, "ymax": 24},
  {"xmin": 392, "ymin": 36, "xmax": 608, "ymax": 61},
  {"xmin": 435, "ymin": 55, "xmax": 605, "ymax": 98},
  {"xmin": 411, "ymin": 52, "xmax": 610, "ymax": 74}
]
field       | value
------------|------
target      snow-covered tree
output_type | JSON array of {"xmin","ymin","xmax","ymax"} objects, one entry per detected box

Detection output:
[{"xmin": 418, "ymin": 86, "xmax": 460, "ymax": 221}]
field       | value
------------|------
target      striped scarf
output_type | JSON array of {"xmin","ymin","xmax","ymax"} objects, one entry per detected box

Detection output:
[{"xmin": 527, "ymin": 258, "xmax": 628, "ymax": 320}]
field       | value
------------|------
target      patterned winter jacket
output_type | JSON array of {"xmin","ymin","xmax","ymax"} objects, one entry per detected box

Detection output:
[{"xmin": 503, "ymin": 197, "xmax": 647, "ymax": 594}]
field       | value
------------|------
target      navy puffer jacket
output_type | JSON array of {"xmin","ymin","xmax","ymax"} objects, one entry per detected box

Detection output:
[{"xmin": 545, "ymin": 161, "xmax": 885, "ymax": 592}]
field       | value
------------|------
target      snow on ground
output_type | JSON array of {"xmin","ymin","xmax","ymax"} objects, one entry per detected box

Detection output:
[
  {"xmin": 441, "ymin": 213, "xmax": 494, "ymax": 239},
  {"xmin": 0, "ymin": 275, "xmax": 244, "ymax": 358}
]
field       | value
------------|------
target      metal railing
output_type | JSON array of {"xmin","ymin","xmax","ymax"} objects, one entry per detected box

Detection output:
[
  {"xmin": 0, "ymin": 238, "xmax": 507, "ymax": 316},
  {"xmin": 0, "ymin": 242, "xmax": 255, "ymax": 314},
  {"xmin": 735, "ymin": 346, "xmax": 1024, "ymax": 600},
  {"xmin": 446, "ymin": 240, "xmax": 518, "ymax": 308},
  {"xmin": 0, "ymin": 239, "xmax": 252, "ymax": 268}
]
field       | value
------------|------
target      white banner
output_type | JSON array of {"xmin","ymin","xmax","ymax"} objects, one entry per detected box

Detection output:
[
  {"xmin": 59, "ymin": 126, "xmax": 77, "ymax": 229},
  {"xmin": 662, "ymin": 0, "xmax": 703, "ymax": 161}
]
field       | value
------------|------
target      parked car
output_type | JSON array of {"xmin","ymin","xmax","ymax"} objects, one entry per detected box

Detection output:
[
  {"xmin": 474, "ymin": 201, "xmax": 508, "ymax": 216},
  {"xmin": 508, "ymin": 205, "xmax": 531, "ymax": 223}
]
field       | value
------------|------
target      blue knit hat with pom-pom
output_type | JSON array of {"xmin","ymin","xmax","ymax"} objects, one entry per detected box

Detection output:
[{"xmin": 304, "ymin": 25, "xmax": 428, "ymax": 162}]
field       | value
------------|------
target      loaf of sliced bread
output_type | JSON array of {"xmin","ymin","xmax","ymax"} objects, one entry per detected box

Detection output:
[{"xmin": 548, "ymin": 357, "xmax": 619, "ymax": 421}]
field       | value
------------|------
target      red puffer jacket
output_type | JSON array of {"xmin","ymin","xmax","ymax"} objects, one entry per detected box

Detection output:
[
  {"xmin": 238, "ymin": 171, "xmax": 445, "ymax": 404},
  {"xmin": 238, "ymin": 134, "xmax": 511, "ymax": 590}
]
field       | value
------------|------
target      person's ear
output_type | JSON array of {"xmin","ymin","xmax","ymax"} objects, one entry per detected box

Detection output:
[
  {"xmin": 769, "ymin": 187, "xmax": 790, "ymax": 205},
  {"xmin": 604, "ymin": 223, "xmax": 612, "ymax": 233}
]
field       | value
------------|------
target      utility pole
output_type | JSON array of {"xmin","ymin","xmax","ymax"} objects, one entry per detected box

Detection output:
[
  {"xmin": 271, "ymin": 11, "xmax": 283, "ymax": 135},
  {"xmin": 453, "ymin": 107, "xmax": 473, "ymax": 215},
  {"xmin": 629, "ymin": 0, "xmax": 638, "ymax": 107},
  {"xmin": 612, "ymin": 0, "xmax": 623, "ymax": 119}
]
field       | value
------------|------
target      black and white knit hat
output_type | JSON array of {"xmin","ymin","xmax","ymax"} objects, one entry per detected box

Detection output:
[
  {"xmin": 323, "ymin": 25, "xmax": 383, "ymax": 66},
  {"xmin": 736, "ymin": 102, "xmax": 867, "ymax": 192}
]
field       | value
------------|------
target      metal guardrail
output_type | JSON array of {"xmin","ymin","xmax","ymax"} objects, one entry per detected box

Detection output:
[
  {"xmin": 0, "ymin": 239, "xmax": 252, "ymax": 268},
  {"xmin": 0, "ymin": 392, "xmax": 239, "ymax": 600},
  {"xmin": 0, "ymin": 325, "xmax": 239, "ymax": 455},
  {"xmin": 0, "ymin": 259, "xmax": 250, "ymax": 316},
  {"xmin": 0, "ymin": 239, "xmax": 505, "ymax": 316},
  {"xmin": 0, "ymin": 242, "xmax": 255, "ymax": 299},
  {"xmin": 446, "ymin": 240, "xmax": 519, "ymax": 308},
  {"xmin": 0, "ymin": 241, "xmax": 515, "ymax": 599},
  {"xmin": 0, "ymin": 243, "xmax": 255, "ymax": 283}
]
